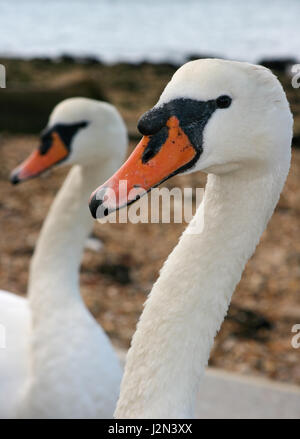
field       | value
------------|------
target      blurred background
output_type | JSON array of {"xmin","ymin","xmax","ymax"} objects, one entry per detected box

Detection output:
[{"xmin": 0, "ymin": 0, "xmax": 299, "ymax": 385}]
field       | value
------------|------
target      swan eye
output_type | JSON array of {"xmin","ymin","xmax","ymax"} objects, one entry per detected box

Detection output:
[{"xmin": 216, "ymin": 95, "xmax": 232, "ymax": 109}]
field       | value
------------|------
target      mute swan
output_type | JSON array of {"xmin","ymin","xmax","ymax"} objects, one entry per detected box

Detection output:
[
  {"xmin": 0, "ymin": 97, "xmax": 127, "ymax": 418},
  {"xmin": 89, "ymin": 59, "xmax": 293, "ymax": 418}
]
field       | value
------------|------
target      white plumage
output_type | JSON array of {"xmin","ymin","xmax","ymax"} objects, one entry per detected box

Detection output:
[
  {"xmin": 111, "ymin": 60, "xmax": 293, "ymax": 418},
  {"xmin": 0, "ymin": 98, "xmax": 127, "ymax": 418}
]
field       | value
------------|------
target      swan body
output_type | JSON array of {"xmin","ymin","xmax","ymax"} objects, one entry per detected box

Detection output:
[
  {"xmin": 90, "ymin": 60, "xmax": 293, "ymax": 418},
  {"xmin": 0, "ymin": 98, "xmax": 127, "ymax": 418},
  {"xmin": 0, "ymin": 291, "xmax": 30, "ymax": 418}
]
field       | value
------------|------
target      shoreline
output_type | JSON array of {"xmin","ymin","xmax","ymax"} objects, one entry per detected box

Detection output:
[
  {"xmin": 0, "ymin": 56, "xmax": 299, "ymax": 147},
  {"xmin": 0, "ymin": 53, "xmax": 298, "ymax": 69}
]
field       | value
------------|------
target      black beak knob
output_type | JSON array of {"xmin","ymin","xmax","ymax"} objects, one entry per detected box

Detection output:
[
  {"xmin": 89, "ymin": 193, "xmax": 102, "ymax": 219},
  {"xmin": 10, "ymin": 171, "xmax": 20, "ymax": 185}
]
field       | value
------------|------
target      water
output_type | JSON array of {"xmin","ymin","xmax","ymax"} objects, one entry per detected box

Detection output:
[{"xmin": 0, "ymin": 0, "xmax": 299, "ymax": 64}]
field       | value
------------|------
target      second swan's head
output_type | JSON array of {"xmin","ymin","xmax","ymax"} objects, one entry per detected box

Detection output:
[
  {"xmin": 10, "ymin": 97, "xmax": 127, "ymax": 184},
  {"xmin": 89, "ymin": 59, "xmax": 293, "ymax": 219}
]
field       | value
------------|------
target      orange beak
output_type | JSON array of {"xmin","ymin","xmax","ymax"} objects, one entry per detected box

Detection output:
[
  {"xmin": 10, "ymin": 132, "xmax": 69, "ymax": 184},
  {"xmin": 89, "ymin": 116, "xmax": 197, "ymax": 218}
]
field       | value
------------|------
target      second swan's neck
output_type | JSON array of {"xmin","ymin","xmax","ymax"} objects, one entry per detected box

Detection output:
[
  {"xmin": 115, "ymin": 163, "xmax": 288, "ymax": 418},
  {"xmin": 28, "ymin": 160, "xmax": 116, "ymax": 322}
]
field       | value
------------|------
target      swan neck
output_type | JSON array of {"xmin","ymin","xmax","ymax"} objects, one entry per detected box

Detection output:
[
  {"xmin": 28, "ymin": 160, "xmax": 117, "ymax": 317},
  {"xmin": 115, "ymin": 164, "xmax": 288, "ymax": 418}
]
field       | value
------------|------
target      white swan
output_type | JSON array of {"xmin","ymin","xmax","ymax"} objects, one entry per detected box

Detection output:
[
  {"xmin": 0, "ymin": 97, "xmax": 127, "ymax": 418},
  {"xmin": 89, "ymin": 59, "xmax": 293, "ymax": 418}
]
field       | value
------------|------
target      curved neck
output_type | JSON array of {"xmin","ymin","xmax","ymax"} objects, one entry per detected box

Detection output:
[
  {"xmin": 115, "ymin": 163, "xmax": 289, "ymax": 418},
  {"xmin": 28, "ymin": 159, "xmax": 117, "ymax": 324}
]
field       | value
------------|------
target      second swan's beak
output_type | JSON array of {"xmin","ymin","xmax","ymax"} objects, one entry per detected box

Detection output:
[
  {"xmin": 89, "ymin": 116, "xmax": 197, "ymax": 219},
  {"xmin": 10, "ymin": 132, "xmax": 69, "ymax": 184}
]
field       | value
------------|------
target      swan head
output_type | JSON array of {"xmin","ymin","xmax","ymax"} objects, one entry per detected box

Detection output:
[
  {"xmin": 89, "ymin": 59, "xmax": 293, "ymax": 219},
  {"xmin": 10, "ymin": 97, "xmax": 127, "ymax": 184}
]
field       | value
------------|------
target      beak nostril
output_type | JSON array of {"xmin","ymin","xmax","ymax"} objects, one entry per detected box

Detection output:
[
  {"xmin": 103, "ymin": 208, "xmax": 109, "ymax": 217},
  {"xmin": 141, "ymin": 125, "xmax": 169, "ymax": 164},
  {"xmin": 142, "ymin": 149, "xmax": 156, "ymax": 163}
]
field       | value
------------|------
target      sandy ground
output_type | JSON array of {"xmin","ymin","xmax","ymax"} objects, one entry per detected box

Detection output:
[
  {"xmin": 0, "ymin": 59, "xmax": 299, "ymax": 386},
  {"xmin": 0, "ymin": 134, "xmax": 299, "ymax": 385}
]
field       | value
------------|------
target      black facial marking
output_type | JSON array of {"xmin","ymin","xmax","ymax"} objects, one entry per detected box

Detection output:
[
  {"xmin": 39, "ymin": 131, "xmax": 53, "ymax": 155},
  {"xmin": 39, "ymin": 121, "xmax": 89, "ymax": 155},
  {"xmin": 142, "ymin": 126, "xmax": 168, "ymax": 164},
  {"xmin": 138, "ymin": 98, "xmax": 217, "ymax": 172}
]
